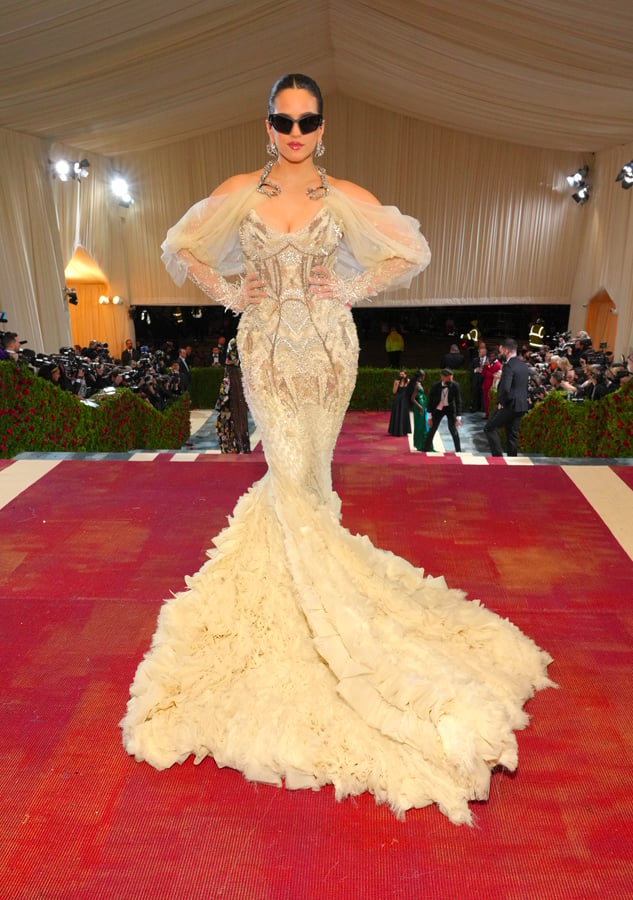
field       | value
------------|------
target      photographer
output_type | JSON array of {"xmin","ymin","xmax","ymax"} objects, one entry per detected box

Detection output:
[
  {"xmin": 109, "ymin": 367, "xmax": 125, "ymax": 388},
  {"xmin": 70, "ymin": 363, "xmax": 89, "ymax": 398},
  {"xmin": 37, "ymin": 362, "xmax": 62, "ymax": 385},
  {"xmin": 580, "ymin": 365, "xmax": 609, "ymax": 401},
  {"xmin": 604, "ymin": 365, "xmax": 628, "ymax": 394},
  {"xmin": 549, "ymin": 369, "xmax": 579, "ymax": 398},
  {"xmin": 568, "ymin": 331, "xmax": 593, "ymax": 367},
  {"xmin": 83, "ymin": 362, "xmax": 109, "ymax": 395},
  {"xmin": 0, "ymin": 331, "xmax": 19, "ymax": 361}
]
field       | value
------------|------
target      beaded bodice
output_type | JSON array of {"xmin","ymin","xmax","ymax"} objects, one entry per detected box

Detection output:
[{"xmin": 235, "ymin": 207, "xmax": 359, "ymax": 499}]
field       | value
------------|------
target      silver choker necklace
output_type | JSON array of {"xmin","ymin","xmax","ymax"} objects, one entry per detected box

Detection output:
[{"xmin": 256, "ymin": 161, "xmax": 329, "ymax": 200}]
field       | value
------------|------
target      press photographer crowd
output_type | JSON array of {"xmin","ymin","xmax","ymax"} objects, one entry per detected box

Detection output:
[
  {"xmin": 0, "ymin": 328, "xmax": 190, "ymax": 412},
  {"xmin": 518, "ymin": 330, "xmax": 632, "ymax": 408},
  {"xmin": 3, "ymin": 320, "xmax": 632, "ymax": 427}
]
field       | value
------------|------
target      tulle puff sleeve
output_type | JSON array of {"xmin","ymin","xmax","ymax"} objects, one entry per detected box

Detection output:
[
  {"xmin": 324, "ymin": 188, "xmax": 431, "ymax": 304},
  {"xmin": 161, "ymin": 186, "xmax": 262, "ymax": 285}
]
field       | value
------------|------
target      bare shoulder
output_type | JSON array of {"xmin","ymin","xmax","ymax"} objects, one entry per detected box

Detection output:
[
  {"xmin": 328, "ymin": 176, "xmax": 381, "ymax": 206},
  {"xmin": 211, "ymin": 170, "xmax": 261, "ymax": 197}
]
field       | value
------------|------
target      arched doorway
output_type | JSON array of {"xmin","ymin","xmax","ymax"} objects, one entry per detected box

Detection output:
[
  {"xmin": 65, "ymin": 247, "xmax": 133, "ymax": 360},
  {"xmin": 584, "ymin": 289, "xmax": 618, "ymax": 353}
]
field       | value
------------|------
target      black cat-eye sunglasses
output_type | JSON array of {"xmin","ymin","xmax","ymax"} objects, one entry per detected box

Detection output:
[{"xmin": 268, "ymin": 113, "xmax": 323, "ymax": 135}]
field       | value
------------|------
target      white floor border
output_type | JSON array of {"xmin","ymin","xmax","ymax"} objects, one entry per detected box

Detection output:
[
  {"xmin": 562, "ymin": 466, "xmax": 633, "ymax": 562},
  {"xmin": 0, "ymin": 460, "xmax": 61, "ymax": 511}
]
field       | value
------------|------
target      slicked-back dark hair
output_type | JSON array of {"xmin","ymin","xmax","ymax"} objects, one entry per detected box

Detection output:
[{"xmin": 267, "ymin": 73, "xmax": 323, "ymax": 116}]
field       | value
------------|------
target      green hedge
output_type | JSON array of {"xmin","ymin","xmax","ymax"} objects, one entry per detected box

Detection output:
[
  {"xmin": 190, "ymin": 365, "xmax": 225, "ymax": 410},
  {"xmin": 0, "ymin": 361, "xmax": 191, "ymax": 457},
  {"xmin": 519, "ymin": 382, "xmax": 633, "ymax": 457},
  {"xmin": 6, "ymin": 358, "xmax": 630, "ymax": 458},
  {"xmin": 187, "ymin": 366, "xmax": 473, "ymax": 412}
]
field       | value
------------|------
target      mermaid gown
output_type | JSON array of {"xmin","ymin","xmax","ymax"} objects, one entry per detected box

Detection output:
[{"xmin": 121, "ymin": 184, "xmax": 554, "ymax": 825}]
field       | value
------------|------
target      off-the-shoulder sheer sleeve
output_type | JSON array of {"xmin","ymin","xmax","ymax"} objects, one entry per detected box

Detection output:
[
  {"xmin": 162, "ymin": 186, "xmax": 267, "ymax": 278},
  {"xmin": 323, "ymin": 187, "xmax": 431, "ymax": 305},
  {"xmin": 160, "ymin": 186, "xmax": 268, "ymax": 311}
]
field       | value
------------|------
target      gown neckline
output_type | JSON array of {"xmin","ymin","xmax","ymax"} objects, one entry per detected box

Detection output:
[{"xmin": 248, "ymin": 206, "xmax": 329, "ymax": 238}]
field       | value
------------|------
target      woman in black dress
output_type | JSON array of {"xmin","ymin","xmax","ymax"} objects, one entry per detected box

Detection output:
[{"xmin": 388, "ymin": 370, "xmax": 411, "ymax": 436}]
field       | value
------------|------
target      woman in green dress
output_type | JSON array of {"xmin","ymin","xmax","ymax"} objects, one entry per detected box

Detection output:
[{"xmin": 411, "ymin": 369, "xmax": 427, "ymax": 451}]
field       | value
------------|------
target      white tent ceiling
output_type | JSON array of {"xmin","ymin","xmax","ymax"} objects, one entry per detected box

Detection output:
[{"xmin": 1, "ymin": 0, "xmax": 633, "ymax": 157}]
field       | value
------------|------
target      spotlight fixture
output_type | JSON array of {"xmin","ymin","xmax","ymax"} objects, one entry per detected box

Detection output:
[
  {"xmin": 111, "ymin": 174, "xmax": 134, "ymax": 207},
  {"xmin": 566, "ymin": 164, "xmax": 591, "ymax": 204},
  {"xmin": 615, "ymin": 160, "xmax": 633, "ymax": 189},
  {"xmin": 51, "ymin": 158, "xmax": 90, "ymax": 182},
  {"xmin": 73, "ymin": 159, "xmax": 90, "ymax": 179},
  {"xmin": 572, "ymin": 183, "xmax": 591, "ymax": 204},
  {"xmin": 99, "ymin": 294, "xmax": 109, "ymax": 305},
  {"xmin": 112, "ymin": 295, "xmax": 122, "ymax": 305},
  {"xmin": 53, "ymin": 159, "xmax": 71, "ymax": 181},
  {"xmin": 566, "ymin": 166, "xmax": 588, "ymax": 187},
  {"xmin": 65, "ymin": 287, "xmax": 78, "ymax": 305}
]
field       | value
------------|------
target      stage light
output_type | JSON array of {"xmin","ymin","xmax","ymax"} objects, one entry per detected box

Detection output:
[
  {"xmin": 566, "ymin": 166, "xmax": 588, "ymax": 187},
  {"xmin": 615, "ymin": 161, "xmax": 633, "ymax": 189},
  {"xmin": 51, "ymin": 158, "xmax": 91, "ymax": 182},
  {"xmin": 73, "ymin": 159, "xmax": 90, "ymax": 179},
  {"xmin": 572, "ymin": 183, "xmax": 591, "ymax": 204},
  {"xmin": 54, "ymin": 159, "xmax": 72, "ymax": 181},
  {"xmin": 99, "ymin": 295, "xmax": 109, "ymax": 305},
  {"xmin": 566, "ymin": 164, "xmax": 591, "ymax": 205},
  {"xmin": 112, "ymin": 295, "xmax": 122, "ymax": 305},
  {"xmin": 111, "ymin": 173, "xmax": 134, "ymax": 207}
]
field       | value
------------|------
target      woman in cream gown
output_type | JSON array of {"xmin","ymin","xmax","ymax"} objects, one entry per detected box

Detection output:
[{"xmin": 121, "ymin": 74, "xmax": 554, "ymax": 826}]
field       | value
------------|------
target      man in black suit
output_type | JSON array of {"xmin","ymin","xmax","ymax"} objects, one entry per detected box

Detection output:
[
  {"xmin": 424, "ymin": 368, "xmax": 462, "ymax": 452},
  {"xmin": 121, "ymin": 338, "xmax": 139, "ymax": 366},
  {"xmin": 177, "ymin": 346, "xmax": 191, "ymax": 393},
  {"xmin": 484, "ymin": 338, "xmax": 529, "ymax": 456}
]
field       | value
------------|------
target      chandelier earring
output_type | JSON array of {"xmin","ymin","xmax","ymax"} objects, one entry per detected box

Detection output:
[
  {"xmin": 314, "ymin": 139, "xmax": 326, "ymax": 158},
  {"xmin": 267, "ymin": 141, "xmax": 279, "ymax": 159}
]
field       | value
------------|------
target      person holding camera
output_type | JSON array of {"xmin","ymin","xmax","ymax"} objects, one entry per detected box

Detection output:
[
  {"xmin": 580, "ymin": 365, "xmax": 609, "ymax": 401},
  {"xmin": 71, "ymin": 364, "xmax": 89, "ymax": 398}
]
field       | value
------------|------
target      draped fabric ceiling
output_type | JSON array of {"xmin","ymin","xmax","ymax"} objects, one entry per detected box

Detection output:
[{"xmin": 2, "ymin": 0, "xmax": 633, "ymax": 156}]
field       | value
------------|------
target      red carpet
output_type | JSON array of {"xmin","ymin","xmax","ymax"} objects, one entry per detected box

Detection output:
[{"xmin": 1, "ymin": 418, "xmax": 633, "ymax": 897}]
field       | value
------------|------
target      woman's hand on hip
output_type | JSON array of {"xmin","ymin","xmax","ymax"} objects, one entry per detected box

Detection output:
[
  {"xmin": 308, "ymin": 265, "xmax": 335, "ymax": 299},
  {"xmin": 242, "ymin": 272, "xmax": 267, "ymax": 305}
]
